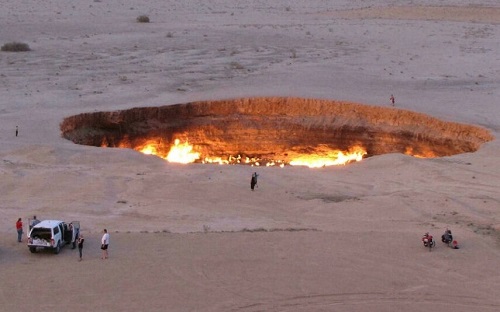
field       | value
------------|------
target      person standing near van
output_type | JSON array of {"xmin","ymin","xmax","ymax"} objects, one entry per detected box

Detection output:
[
  {"xmin": 101, "ymin": 229, "xmax": 110, "ymax": 259},
  {"xmin": 16, "ymin": 218, "xmax": 23, "ymax": 242},
  {"xmin": 77, "ymin": 234, "xmax": 85, "ymax": 261},
  {"xmin": 30, "ymin": 215, "xmax": 40, "ymax": 230}
]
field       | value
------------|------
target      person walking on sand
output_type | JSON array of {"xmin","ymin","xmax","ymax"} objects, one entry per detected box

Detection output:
[
  {"xmin": 390, "ymin": 94, "xmax": 395, "ymax": 106},
  {"xmin": 250, "ymin": 172, "xmax": 259, "ymax": 191},
  {"xmin": 16, "ymin": 218, "xmax": 23, "ymax": 242},
  {"xmin": 101, "ymin": 229, "xmax": 110, "ymax": 259},
  {"xmin": 77, "ymin": 234, "xmax": 85, "ymax": 261}
]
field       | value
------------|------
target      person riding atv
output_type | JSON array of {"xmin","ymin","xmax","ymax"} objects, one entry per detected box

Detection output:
[
  {"xmin": 442, "ymin": 228, "xmax": 460, "ymax": 249},
  {"xmin": 422, "ymin": 232, "xmax": 434, "ymax": 248},
  {"xmin": 441, "ymin": 229, "xmax": 453, "ymax": 245}
]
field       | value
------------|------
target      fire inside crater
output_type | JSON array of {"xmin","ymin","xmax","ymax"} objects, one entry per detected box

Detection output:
[{"xmin": 60, "ymin": 97, "xmax": 493, "ymax": 168}]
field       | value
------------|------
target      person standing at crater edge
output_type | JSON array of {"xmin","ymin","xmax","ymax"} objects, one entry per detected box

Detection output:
[{"xmin": 251, "ymin": 172, "xmax": 259, "ymax": 191}]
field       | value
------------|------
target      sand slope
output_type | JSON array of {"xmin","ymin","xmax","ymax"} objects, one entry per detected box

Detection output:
[{"xmin": 1, "ymin": 0, "xmax": 499, "ymax": 311}]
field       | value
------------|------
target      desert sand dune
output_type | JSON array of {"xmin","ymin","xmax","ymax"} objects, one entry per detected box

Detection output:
[{"xmin": 0, "ymin": 1, "xmax": 499, "ymax": 311}]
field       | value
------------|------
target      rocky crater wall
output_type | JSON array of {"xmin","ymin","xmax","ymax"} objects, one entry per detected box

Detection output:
[{"xmin": 60, "ymin": 97, "xmax": 494, "ymax": 163}]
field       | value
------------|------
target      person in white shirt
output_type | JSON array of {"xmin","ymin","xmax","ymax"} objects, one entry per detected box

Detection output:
[{"xmin": 101, "ymin": 229, "xmax": 110, "ymax": 259}]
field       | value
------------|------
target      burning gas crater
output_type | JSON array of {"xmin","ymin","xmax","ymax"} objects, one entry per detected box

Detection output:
[{"xmin": 60, "ymin": 97, "xmax": 493, "ymax": 168}]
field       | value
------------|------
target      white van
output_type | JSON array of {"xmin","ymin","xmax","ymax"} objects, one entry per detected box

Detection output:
[{"xmin": 27, "ymin": 220, "xmax": 80, "ymax": 254}]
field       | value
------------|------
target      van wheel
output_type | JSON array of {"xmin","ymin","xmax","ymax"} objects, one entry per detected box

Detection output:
[
  {"xmin": 54, "ymin": 242, "xmax": 61, "ymax": 254},
  {"xmin": 29, "ymin": 247, "xmax": 36, "ymax": 253}
]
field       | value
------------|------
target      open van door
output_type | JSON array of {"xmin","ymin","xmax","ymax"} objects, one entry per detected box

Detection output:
[{"xmin": 70, "ymin": 221, "xmax": 80, "ymax": 249}]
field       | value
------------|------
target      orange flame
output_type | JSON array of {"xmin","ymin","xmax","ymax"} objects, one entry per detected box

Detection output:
[
  {"xmin": 404, "ymin": 147, "xmax": 436, "ymax": 158},
  {"xmin": 139, "ymin": 144, "xmax": 158, "ymax": 155},
  {"xmin": 289, "ymin": 146, "xmax": 366, "ymax": 168},
  {"xmin": 136, "ymin": 139, "xmax": 367, "ymax": 167},
  {"xmin": 165, "ymin": 139, "xmax": 200, "ymax": 164}
]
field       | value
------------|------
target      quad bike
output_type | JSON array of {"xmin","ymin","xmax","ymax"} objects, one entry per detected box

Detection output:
[{"xmin": 422, "ymin": 233, "xmax": 435, "ymax": 251}]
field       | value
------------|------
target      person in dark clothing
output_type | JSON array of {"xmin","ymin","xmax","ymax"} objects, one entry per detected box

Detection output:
[
  {"xmin": 77, "ymin": 235, "xmax": 84, "ymax": 261},
  {"xmin": 441, "ymin": 228, "xmax": 453, "ymax": 245},
  {"xmin": 30, "ymin": 215, "xmax": 41, "ymax": 230},
  {"xmin": 250, "ymin": 172, "xmax": 259, "ymax": 191}
]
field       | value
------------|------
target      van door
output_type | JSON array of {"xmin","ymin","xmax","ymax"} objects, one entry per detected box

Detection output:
[
  {"xmin": 58, "ymin": 223, "xmax": 65, "ymax": 245},
  {"xmin": 70, "ymin": 221, "xmax": 80, "ymax": 248},
  {"xmin": 53, "ymin": 225, "xmax": 61, "ymax": 247}
]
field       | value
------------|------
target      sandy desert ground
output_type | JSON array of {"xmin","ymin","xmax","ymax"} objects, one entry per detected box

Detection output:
[{"xmin": 1, "ymin": 0, "xmax": 500, "ymax": 311}]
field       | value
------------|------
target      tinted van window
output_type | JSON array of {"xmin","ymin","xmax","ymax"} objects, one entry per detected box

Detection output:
[{"xmin": 31, "ymin": 228, "xmax": 51, "ymax": 237}]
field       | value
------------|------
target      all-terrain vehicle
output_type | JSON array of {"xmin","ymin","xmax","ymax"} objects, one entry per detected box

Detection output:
[{"xmin": 422, "ymin": 232, "xmax": 435, "ymax": 251}]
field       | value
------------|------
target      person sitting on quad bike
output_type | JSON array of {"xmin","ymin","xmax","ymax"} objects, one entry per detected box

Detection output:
[
  {"xmin": 422, "ymin": 232, "xmax": 434, "ymax": 248},
  {"xmin": 441, "ymin": 229, "xmax": 453, "ymax": 246}
]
